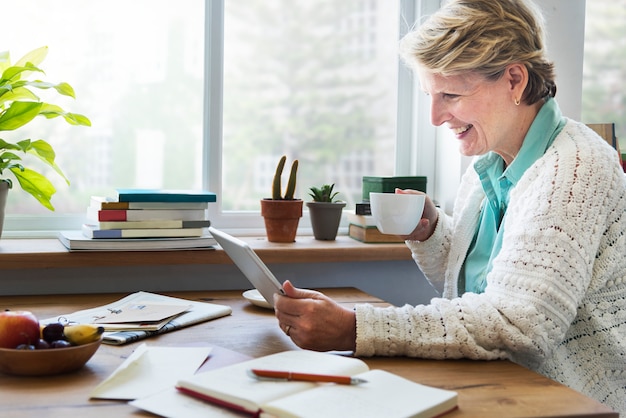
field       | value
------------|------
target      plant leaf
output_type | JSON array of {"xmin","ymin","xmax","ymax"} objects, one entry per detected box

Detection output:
[
  {"xmin": 63, "ymin": 112, "xmax": 92, "ymax": 126},
  {"xmin": 0, "ymin": 46, "xmax": 89, "ymax": 210},
  {"xmin": 14, "ymin": 46, "xmax": 48, "ymax": 69},
  {"xmin": 26, "ymin": 139, "xmax": 70, "ymax": 184},
  {"xmin": 16, "ymin": 138, "xmax": 33, "ymax": 152},
  {"xmin": 1, "ymin": 63, "xmax": 44, "ymax": 84},
  {"xmin": 0, "ymin": 50, "xmax": 10, "ymax": 75},
  {"xmin": 0, "ymin": 151, "xmax": 23, "ymax": 176},
  {"xmin": 9, "ymin": 166, "xmax": 56, "ymax": 211},
  {"xmin": 0, "ymin": 86, "xmax": 40, "ymax": 104},
  {"xmin": 37, "ymin": 104, "xmax": 91, "ymax": 126},
  {"xmin": 37, "ymin": 103, "xmax": 65, "ymax": 119},
  {"xmin": 0, "ymin": 101, "xmax": 42, "ymax": 131},
  {"xmin": 0, "ymin": 151, "xmax": 23, "ymax": 162},
  {"xmin": 26, "ymin": 80, "xmax": 76, "ymax": 98},
  {"xmin": 0, "ymin": 138, "xmax": 23, "ymax": 151}
]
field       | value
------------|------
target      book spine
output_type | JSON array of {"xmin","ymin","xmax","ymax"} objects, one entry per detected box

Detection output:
[
  {"xmin": 94, "ymin": 220, "xmax": 210, "ymax": 230},
  {"xmin": 94, "ymin": 209, "xmax": 207, "ymax": 222},
  {"xmin": 90, "ymin": 196, "xmax": 128, "ymax": 210},
  {"xmin": 96, "ymin": 220, "xmax": 184, "ymax": 230},
  {"xmin": 348, "ymin": 224, "xmax": 404, "ymax": 243},
  {"xmin": 127, "ymin": 201, "xmax": 209, "ymax": 210},
  {"xmin": 116, "ymin": 189, "xmax": 217, "ymax": 203},
  {"xmin": 84, "ymin": 227, "xmax": 205, "ymax": 239},
  {"xmin": 346, "ymin": 213, "xmax": 377, "ymax": 227},
  {"xmin": 180, "ymin": 220, "xmax": 212, "ymax": 228},
  {"xmin": 90, "ymin": 197, "xmax": 210, "ymax": 210},
  {"xmin": 355, "ymin": 202, "xmax": 371, "ymax": 215}
]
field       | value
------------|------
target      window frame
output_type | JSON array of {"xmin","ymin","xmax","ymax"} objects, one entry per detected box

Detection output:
[
  {"xmin": 1, "ymin": 0, "xmax": 436, "ymax": 237},
  {"xmin": 205, "ymin": 0, "xmax": 438, "ymax": 235},
  {"xmin": 2, "ymin": 0, "xmax": 591, "ymax": 238}
]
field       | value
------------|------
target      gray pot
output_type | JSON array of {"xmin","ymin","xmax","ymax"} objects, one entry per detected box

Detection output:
[
  {"xmin": 0, "ymin": 181, "xmax": 9, "ymax": 238},
  {"xmin": 306, "ymin": 201, "xmax": 346, "ymax": 240}
]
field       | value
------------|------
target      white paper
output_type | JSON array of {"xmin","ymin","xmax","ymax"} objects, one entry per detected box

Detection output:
[
  {"xmin": 90, "ymin": 344, "xmax": 211, "ymax": 400},
  {"xmin": 130, "ymin": 387, "xmax": 246, "ymax": 418}
]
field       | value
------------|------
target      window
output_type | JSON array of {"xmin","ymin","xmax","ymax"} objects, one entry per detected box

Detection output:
[
  {"xmin": 3, "ymin": 0, "xmax": 411, "ymax": 237},
  {"xmin": 581, "ymin": 0, "xmax": 626, "ymax": 150},
  {"xmin": 3, "ymin": 0, "xmax": 206, "ymax": 236},
  {"xmin": 219, "ymin": 0, "xmax": 400, "ymax": 212},
  {"xmin": 5, "ymin": 1, "xmax": 614, "ymax": 238}
]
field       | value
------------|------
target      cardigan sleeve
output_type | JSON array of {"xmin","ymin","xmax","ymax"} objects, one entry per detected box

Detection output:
[
  {"xmin": 355, "ymin": 120, "xmax": 626, "ymax": 370},
  {"xmin": 404, "ymin": 207, "xmax": 451, "ymax": 295}
]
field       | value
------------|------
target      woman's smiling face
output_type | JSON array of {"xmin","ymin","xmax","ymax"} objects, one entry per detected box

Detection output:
[{"xmin": 418, "ymin": 68, "xmax": 527, "ymax": 164}]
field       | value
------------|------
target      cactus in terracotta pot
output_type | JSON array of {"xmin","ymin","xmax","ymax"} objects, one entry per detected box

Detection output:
[{"xmin": 261, "ymin": 155, "xmax": 302, "ymax": 242}]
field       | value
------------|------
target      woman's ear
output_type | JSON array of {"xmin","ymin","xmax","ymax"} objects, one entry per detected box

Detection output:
[{"xmin": 505, "ymin": 63, "xmax": 528, "ymax": 103}]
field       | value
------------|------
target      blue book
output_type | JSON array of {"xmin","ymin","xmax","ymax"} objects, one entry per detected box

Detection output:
[{"xmin": 116, "ymin": 189, "xmax": 217, "ymax": 203}]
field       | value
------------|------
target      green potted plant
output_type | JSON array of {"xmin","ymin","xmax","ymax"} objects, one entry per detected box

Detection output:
[
  {"xmin": 306, "ymin": 183, "xmax": 346, "ymax": 240},
  {"xmin": 260, "ymin": 155, "xmax": 302, "ymax": 242},
  {"xmin": 0, "ymin": 46, "xmax": 91, "ymax": 237}
]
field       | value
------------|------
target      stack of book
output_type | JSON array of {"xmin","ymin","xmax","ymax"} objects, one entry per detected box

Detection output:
[
  {"xmin": 58, "ymin": 189, "xmax": 218, "ymax": 251},
  {"xmin": 347, "ymin": 209, "xmax": 404, "ymax": 243},
  {"xmin": 84, "ymin": 188, "xmax": 216, "ymax": 239}
]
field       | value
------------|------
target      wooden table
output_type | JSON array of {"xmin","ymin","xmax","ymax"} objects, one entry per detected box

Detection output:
[{"xmin": 0, "ymin": 290, "xmax": 617, "ymax": 418}]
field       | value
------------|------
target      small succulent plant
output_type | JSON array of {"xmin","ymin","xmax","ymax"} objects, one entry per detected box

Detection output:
[{"xmin": 308, "ymin": 183, "xmax": 340, "ymax": 203}]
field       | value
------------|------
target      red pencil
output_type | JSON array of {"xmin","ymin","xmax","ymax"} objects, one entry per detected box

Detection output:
[{"xmin": 249, "ymin": 369, "xmax": 367, "ymax": 385}]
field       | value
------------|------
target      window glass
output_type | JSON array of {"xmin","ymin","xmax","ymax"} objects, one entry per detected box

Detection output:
[
  {"xmin": 221, "ymin": 0, "xmax": 400, "ymax": 210},
  {"xmin": 582, "ymin": 0, "xmax": 626, "ymax": 149},
  {"xmin": 5, "ymin": 1, "xmax": 614, "ymax": 236},
  {"xmin": 2, "ymin": 0, "xmax": 205, "ymax": 219}
]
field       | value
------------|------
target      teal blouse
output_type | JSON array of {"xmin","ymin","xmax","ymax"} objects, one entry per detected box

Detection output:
[{"xmin": 459, "ymin": 98, "xmax": 566, "ymax": 294}]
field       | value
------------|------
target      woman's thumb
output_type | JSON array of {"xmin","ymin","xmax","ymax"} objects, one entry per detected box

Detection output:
[{"xmin": 282, "ymin": 280, "xmax": 319, "ymax": 299}]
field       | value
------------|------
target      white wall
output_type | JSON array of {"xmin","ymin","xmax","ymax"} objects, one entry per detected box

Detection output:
[
  {"xmin": 539, "ymin": 0, "xmax": 586, "ymax": 120},
  {"xmin": 432, "ymin": 0, "xmax": 587, "ymax": 214}
]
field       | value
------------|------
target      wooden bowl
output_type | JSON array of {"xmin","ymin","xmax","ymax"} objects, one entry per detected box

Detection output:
[{"xmin": 0, "ymin": 338, "xmax": 102, "ymax": 376}]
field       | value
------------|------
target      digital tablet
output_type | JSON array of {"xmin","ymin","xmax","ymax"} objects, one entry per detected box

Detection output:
[{"xmin": 209, "ymin": 227, "xmax": 285, "ymax": 307}]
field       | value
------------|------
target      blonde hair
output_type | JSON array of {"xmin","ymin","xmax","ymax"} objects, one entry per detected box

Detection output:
[{"xmin": 400, "ymin": 0, "xmax": 556, "ymax": 105}]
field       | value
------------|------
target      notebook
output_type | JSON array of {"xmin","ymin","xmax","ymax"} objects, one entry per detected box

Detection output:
[
  {"xmin": 156, "ymin": 350, "xmax": 458, "ymax": 418},
  {"xmin": 209, "ymin": 227, "xmax": 285, "ymax": 306}
]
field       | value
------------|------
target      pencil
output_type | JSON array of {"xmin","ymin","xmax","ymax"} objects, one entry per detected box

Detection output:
[{"xmin": 249, "ymin": 369, "xmax": 367, "ymax": 385}]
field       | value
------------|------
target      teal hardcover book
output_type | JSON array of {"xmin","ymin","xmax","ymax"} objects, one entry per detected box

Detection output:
[{"xmin": 116, "ymin": 189, "xmax": 217, "ymax": 203}]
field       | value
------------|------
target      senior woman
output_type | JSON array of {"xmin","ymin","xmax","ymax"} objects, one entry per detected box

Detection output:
[{"xmin": 274, "ymin": 0, "xmax": 626, "ymax": 413}]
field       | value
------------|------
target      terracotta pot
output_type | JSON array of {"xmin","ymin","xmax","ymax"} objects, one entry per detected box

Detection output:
[
  {"xmin": 260, "ymin": 199, "xmax": 303, "ymax": 243},
  {"xmin": 306, "ymin": 201, "xmax": 346, "ymax": 240},
  {"xmin": 0, "ymin": 181, "xmax": 8, "ymax": 239}
]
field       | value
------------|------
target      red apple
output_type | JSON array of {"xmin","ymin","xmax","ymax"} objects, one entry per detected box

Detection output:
[{"xmin": 0, "ymin": 310, "xmax": 41, "ymax": 349}]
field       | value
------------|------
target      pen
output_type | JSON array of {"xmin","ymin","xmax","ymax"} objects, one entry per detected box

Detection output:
[{"xmin": 248, "ymin": 369, "xmax": 367, "ymax": 385}]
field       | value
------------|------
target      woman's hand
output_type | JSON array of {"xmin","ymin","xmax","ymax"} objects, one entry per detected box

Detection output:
[
  {"xmin": 395, "ymin": 188, "xmax": 438, "ymax": 241},
  {"xmin": 274, "ymin": 280, "xmax": 356, "ymax": 352}
]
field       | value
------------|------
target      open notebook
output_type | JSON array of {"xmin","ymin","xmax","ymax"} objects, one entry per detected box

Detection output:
[{"xmin": 131, "ymin": 350, "xmax": 458, "ymax": 418}]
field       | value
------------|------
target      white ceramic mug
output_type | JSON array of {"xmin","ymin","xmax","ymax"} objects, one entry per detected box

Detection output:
[{"xmin": 369, "ymin": 192, "xmax": 425, "ymax": 235}]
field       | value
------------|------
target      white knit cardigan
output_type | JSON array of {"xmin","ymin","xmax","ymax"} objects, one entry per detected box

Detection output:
[{"xmin": 355, "ymin": 120, "xmax": 626, "ymax": 413}]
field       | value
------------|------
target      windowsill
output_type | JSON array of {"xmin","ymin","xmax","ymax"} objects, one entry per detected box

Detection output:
[{"xmin": 0, "ymin": 235, "xmax": 412, "ymax": 270}]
